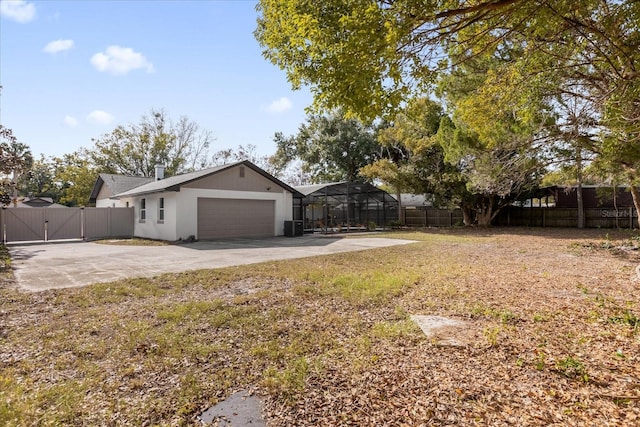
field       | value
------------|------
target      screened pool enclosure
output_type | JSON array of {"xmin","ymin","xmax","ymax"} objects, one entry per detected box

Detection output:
[{"xmin": 293, "ymin": 182, "xmax": 398, "ymax": 233}]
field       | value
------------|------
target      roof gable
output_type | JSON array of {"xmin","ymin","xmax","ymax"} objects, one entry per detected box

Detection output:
[
  {"xmin": 89, "ymin": 174, "xmax": 155, "ymax": 203},
  {"xmin": 111, "ymin": 161, "xmax": 303, "ymax": 198}
]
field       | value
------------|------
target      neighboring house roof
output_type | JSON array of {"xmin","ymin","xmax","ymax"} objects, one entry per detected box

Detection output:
[
  {"xmin": 401, "ymin": 193, "xmax": 432, "ymax": 207},
  {"xmin": 89, "ymin": 174, "xmax": 155, "ymax": 204},
  {"xmin": 295, "ymin": 182, "xmax": 348, "ymax": 196},
  {"xmin": 10, "ymin": 197, "xmax": 67, "ymax": 208},
  {"xmin": 108, "ymin": 160, "xmax": 303, "ymax": 199}
]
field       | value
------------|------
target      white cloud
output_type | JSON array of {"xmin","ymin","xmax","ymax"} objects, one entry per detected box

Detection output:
[
  {"xmin": 43, "ymin": 39, "xmax": 74, "ymax": 54},
  {"xmin": 90, "ymin": 45, "xmax": 154, "ymax": 75},
  {"xmin": 86, "ymin": 110, "xmax": 114, "ymax": 125},
  {"xmin": 63, "ymin": 115, "xmax": 78, "ymax": 127},
  {"xmin": 265, "ymin": 97, "xmax": 293, "ymax": 113},
  {"xmin": 0, "ymin": 0, "xmax": 36, "ymax": 23}
]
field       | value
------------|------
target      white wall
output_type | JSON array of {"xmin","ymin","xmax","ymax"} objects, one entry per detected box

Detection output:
[
  {"xmin": 123, "ymin": 188, "xmax": 294, "ymax": 241},
  {"xmin": 121, "ymin": 193, "xmax": 179, "ymax": 241},
  {"xmin": 95, "ymin": 185, "xmax": 129, "ymax": 208}
]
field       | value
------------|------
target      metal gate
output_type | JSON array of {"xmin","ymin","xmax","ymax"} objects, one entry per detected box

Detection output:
[{"xmin": 1, "ymin": 207, "xmax": 134, "ymax": 243}]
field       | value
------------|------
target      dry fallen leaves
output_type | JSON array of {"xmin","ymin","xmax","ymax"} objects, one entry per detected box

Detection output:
[{"xmin": 1, "ymin": 228, "xmax": 639, "ymax": 426}]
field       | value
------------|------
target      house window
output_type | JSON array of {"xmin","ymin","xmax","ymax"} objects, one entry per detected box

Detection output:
[
  {"xmin": 239, "ymin": 166, "xmax": 245, "ymax": 178},
  {"xmin": 158, "ymin": 197, "xmax": 165, "ymax": 222},
  {"xmin": 140, "ymin": 198, "xmax": 146, "ymax": 221}
]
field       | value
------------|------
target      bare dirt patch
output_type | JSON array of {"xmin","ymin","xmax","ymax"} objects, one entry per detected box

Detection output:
[{"xmin": 1, "ymin": 228, "xmax": 639, "ymax": 426}]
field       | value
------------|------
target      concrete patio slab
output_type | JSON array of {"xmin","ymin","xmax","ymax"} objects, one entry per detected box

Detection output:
[{"xmin": 7, "ymin": 235, "xmax": 415, "ymax": 292}]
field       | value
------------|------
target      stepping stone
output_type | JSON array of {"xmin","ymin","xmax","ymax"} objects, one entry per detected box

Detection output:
[
  {"xmin": 198, "ymin": 390, "xmax": 265, "ymax": 426},
  {"xmin": 410, "ymin": 315, "xmax": 470, "ymax": 347}
]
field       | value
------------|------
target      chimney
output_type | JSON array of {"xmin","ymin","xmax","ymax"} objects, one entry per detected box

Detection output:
[{"xmin": 154, "ymin": 164, "xmax": 165, "ymax": 181}]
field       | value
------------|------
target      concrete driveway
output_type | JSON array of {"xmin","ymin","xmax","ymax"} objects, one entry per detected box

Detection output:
[{"xmin": 8, "ymin": 235, "xmax": 415, "ymax": 291}]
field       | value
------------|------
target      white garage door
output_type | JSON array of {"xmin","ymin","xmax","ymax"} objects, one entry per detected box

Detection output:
[{"xmin": 197, "ymin": 198, "xmax": 275, "ymax": 239}]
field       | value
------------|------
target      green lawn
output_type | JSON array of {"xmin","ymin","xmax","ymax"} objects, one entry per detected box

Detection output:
[{"xmin": 1, "ymin": 229, "xmax": 639, "ymax": 426}]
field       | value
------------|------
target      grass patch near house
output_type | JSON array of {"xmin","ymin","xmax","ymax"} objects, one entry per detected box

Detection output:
[
  {"xmin": 0, "ymin": 244, "xmax": 12, "ymax": 283},
  {"xmin": 1, "ymin": 228, "xmax": 639, "ymax": 425},
  {"xmin": 92, "ymin": 237, "xmax": 169, "ymax": 246}
]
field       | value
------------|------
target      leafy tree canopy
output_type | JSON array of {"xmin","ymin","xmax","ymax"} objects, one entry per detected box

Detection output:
[
  {"xmin": 271, "ymin": 111, "xmax": 381, "ymax": 183},
  {"xmin": 53, "ymin": 151, "xmax": 97, "ymax": 207},
  {"xmin": 210, "ymin": 144, "xmax": 284, "ymax": 178},
  {"xmin": 256, "ymin": 1, "xmax": 639, "ymax": 127},
  {"xmin": 18, "ymin": 155, "xmax": 59, "ymax": 200},
  {"xmin": 361, "ymin": 98, "xmax": 459, "ymax": 215},
  {"xmin": 0, "ymin": 125, "xmax": 33, "ymax": 206},
  {"xmin": 89, "ymin": 109, "xmax": 213, "ymax": 177}
]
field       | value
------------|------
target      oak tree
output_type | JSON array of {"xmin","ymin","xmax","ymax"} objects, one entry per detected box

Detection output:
[
  {"xmin": 271, "ymin": 111, "xmax": 381, "ymax": 183},
  {"xmin": 0, "ymin": 125, "xmax": 33, "ymax": 206},
  {"xmin": 89, "ymin": 109, "xmax": 213, "ymax": 177}
]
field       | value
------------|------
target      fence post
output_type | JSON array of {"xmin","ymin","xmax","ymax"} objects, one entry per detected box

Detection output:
[{"xmin": 1, "ymin": 208, "xmax": 5, "ymax": 244}]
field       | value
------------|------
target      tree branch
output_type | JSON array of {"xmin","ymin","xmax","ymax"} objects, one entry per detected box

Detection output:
[{"xmin": 434, "ymin": 0, "xmax": 521, "ymax": 19}]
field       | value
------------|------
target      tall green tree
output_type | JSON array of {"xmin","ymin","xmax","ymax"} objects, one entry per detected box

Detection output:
[
  {"xmin": 0, "ymin": 125, "xmax": 33, "ymax": 206},
  {"xmin": 210, "ymin": 144, "xmax": 277, "ymax": 174},
  {"xmin": 53, "ymin": 151, "xmax": 97, "ymax": 207},
  {"xmin": 18, "ymin": 155, "xmax": 59, "ymax": 200},
  {"xmin": 436, "ymin": 116, "xmax": 545, "ymax": 226},
  {"xmin": 89, "ymin": 109, "xmax": 213, "ymax": 177},
  {"xmin": 257, "ymin": 0, "xmax": 640, "ymax": 220},
  {"xmin": 256, "ymin": 1, "xmax": 638, "ymax": 121},
  {"xmin": 271, "ymin": 111, "xmax": 381, "ymax": 183},
  {"xmin": 435, "ymin": 48, "xmax": 549, "ymax": 226},
  {"xmin": 546, "ymin": 92, "xmax": 599, "ymax": 228},
  {"xmin": 361, "ymin": 98, "xmax": 466, "ymax": 223}
]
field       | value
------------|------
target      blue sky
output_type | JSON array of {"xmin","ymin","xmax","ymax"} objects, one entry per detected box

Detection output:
[{"xmin": 0, "ymin": 0, "xmax": 313, "ymax": 160}]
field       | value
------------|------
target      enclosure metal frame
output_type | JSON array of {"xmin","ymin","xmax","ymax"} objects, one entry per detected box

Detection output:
[{"xmin": 294, "ymin": 182, "xmax": 398, "ymax": 233}]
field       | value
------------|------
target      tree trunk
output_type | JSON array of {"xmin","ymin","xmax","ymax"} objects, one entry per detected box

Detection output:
[
  {"xmin": 11, "ymin": 171, "xmax": 18, "ymax": 208},
  {"xmin": 476, "ymin": 208, "xmax": 493, "ymax": 227},
  {"xmin": 461, "ymin": 207, "xmax": 474, "ymax": 226},
  {"xmin": 396, "ymin": 187, "xmax": 404, "ymax": 225},
  {"xmin": 629, "ymin": 184, "xmax": 640, "ymax": 229},
  {"xmin": 476, "ymin": 196, "xmax": 494, "ymax": 227},
  {"xmin": 576, "ymin": 149, "xmax": 585, "ymax": 228}
]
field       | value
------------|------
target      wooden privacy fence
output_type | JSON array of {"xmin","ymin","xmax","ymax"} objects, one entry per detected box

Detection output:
[
  {"xmin": 403, "ymin": 206, "xmax": 637, "ymax": 228},
  {"xmin": 495, "ymin": 207, "xmax": 637, "ymax": 228},
  {"xmin": 1, "ymin": 207, "xmax": 134, "ymax": 243},
  {"xmin": 404, "ymin": 207, "xmax": 465, "ymax": 227}
]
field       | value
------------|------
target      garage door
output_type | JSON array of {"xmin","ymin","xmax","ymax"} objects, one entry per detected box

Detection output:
[{"xmin": 197, "ymin": 198, "xmax": 275, "ymax": 239}]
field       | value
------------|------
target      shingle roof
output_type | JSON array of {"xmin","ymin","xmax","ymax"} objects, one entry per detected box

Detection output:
[
  {"xmin": 112, "ymin": 163, "xmax": 233, "ymax": 198},
  {"xmin": 9, "ymin": 197, "xmax": 67, "ymax": 208},
  {"xmin": 110, "ymin": 160, "xmax": 303, "ymax": 199},
  {"xmin": 100, "ymin": 174, "xmax": 155, "ymax": 194},
  {"xmin": 89, "ymin": 174, "xmax": 155, "ymax": 203}
]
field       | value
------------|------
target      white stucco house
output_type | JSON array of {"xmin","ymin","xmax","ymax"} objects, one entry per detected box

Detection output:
[{"xmin": 89, "ymin": 161, "xmax": 302, "ymax": 241}]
